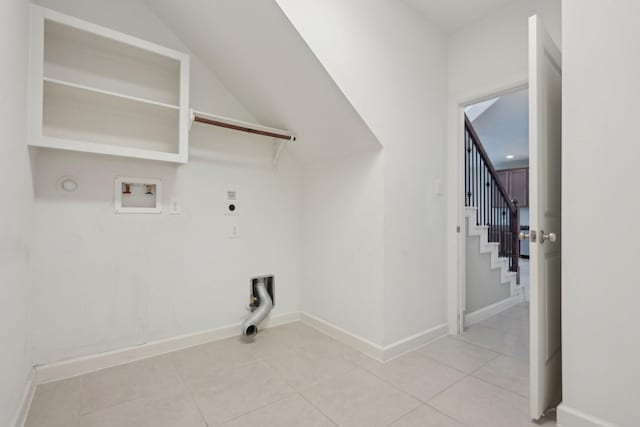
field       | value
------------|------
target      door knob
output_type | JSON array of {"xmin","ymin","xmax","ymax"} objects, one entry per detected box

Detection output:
[
  {"xmin": 540, "ymin": 230, "xmax": 557, "ymax": 244},
  {"xmin": 519, "ymin": 230, "xmax": 537, "ymax": 242}
]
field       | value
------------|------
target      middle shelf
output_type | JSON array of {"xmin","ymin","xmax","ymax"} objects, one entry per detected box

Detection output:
[{"xmin": 43, "ymin": 77, "xmax": 180, "ymax": 110}]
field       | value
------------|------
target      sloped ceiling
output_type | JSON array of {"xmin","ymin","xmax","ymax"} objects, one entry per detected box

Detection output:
[
  {"xmin": 471, "ymin": 88, "xmax": 529, "ymax": 165},
  {"xmin": 145, "ymin": 0, "xmax": 381, "ymax": 163}
]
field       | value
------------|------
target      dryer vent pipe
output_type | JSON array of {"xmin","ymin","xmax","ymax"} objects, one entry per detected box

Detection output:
[{"xmin": 242, "ymin": 279, "xmax": 273, "ymax": 337}]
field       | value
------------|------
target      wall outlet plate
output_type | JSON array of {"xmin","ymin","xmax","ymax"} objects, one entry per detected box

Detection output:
[
  {"xmin": 169, "ymin": 198, "xmax": 182, "ymax": 215},
  {"xmin": 224, "ymin": 189, "xmax": 239, "ymax": 215}
]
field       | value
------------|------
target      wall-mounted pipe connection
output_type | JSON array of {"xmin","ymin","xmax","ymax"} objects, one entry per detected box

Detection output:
[{"xmin": 242, "ymin": 276, "xmax": 274, "ymax": 337}]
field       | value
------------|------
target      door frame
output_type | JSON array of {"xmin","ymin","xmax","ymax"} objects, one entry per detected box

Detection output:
[{"xmin": 446, "ymin": 79, "xmax": 529, "ymax": 335}]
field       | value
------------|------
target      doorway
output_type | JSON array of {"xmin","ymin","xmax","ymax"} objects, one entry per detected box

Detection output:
[
  {"xmin": 462, "ymin": 87, "xmax": 530, "ymax": 326},
  {"xmin": 449, "ymin": 16, "xmax": 562, "ymax": 422},
  {"xmin": 457, "ymin": 86, "xmax": 531, "ymax": 362}
]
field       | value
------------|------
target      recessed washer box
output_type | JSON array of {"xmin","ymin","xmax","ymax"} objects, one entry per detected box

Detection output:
[{"xmin": 114, "ymin": 177, "xmax": 162, "ymax": 214}]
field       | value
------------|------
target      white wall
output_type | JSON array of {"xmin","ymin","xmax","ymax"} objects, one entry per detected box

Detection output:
[
  {"xmin": 0, "ymin": 0, "xmax": 33, "ymax": 424},
  {"xmin": 276, "ymin": 0, "xmax": 449, "ymax": 346},
  {"xmin": 446, "ymin": 0, "xmax": 561, "ymax": 332},
  {"xmin": 559, "ymin": 1, "xmax": 640, "ymax": 426},
  {"xmin": 30, "ymin": 0, "xmax": 302, "ymax": 364},
  {"xmin": 301, "ymin": 149, "xmax": 385, "ymax": 345}
]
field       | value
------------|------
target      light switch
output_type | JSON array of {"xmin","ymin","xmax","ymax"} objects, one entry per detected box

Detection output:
[{"xmin": 434, "ymin": 179, "xmax": 443, "ymax": 196}]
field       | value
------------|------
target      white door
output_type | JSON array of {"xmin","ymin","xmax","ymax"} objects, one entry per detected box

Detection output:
[{"xmin": 528, "ymin": 15, "xmax": 562, "ymax": 420}]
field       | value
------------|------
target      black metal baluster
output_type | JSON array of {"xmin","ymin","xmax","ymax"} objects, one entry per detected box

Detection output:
[
  {"xmin": 465, "ymin": 131, "xmax": 468, "ymax": 206},
  {"xmin": 476, "ymin": 146, "xmax": 480, "ymax": 225}
]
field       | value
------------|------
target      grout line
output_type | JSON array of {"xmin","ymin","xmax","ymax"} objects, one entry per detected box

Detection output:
[
  {"xmin": 467, "ymin": 375, "xmax": 530, "ymax": 402},
  {"xmin": 296, "ymin": 391, "xmax": 340, "ymax": 427},
  {"xmin": 416, "ymin": 338, "xmax": 502, "ymax": 376},
  {"xmin": 470, "ymin": 372, "xmax": 530, "ymax": 400},
  {"xmin": 214, "ymin": 392, "xmax": 297, "ymax": 426},
  {"xmin": 383, "ymin": 403, "xmax": 425, "ymax": 426},
  {"xmin": 187, "ymin": 389, "xmax": 210, "ymax": 427},
  {"xmin": 424, "ymin": 402, "xmax": 473, "ymax": 427},
  {"xmin": 425, "ymin": 372, "xmax": 470, "ymax": 404}
]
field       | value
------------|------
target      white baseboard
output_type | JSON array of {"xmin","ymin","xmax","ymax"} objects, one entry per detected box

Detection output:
[
  {"xmin": 300, "ymin": 312, "xmax": 385, "ymax": 360},
  {"xmin": 557, "ymin": 403, "xmax": 619, "ymax": 427},
  {"xmin": 464, "ymin": 294, "xmax": 523, "ymax": 327},
  {"xmin": 35, "ymin": 311, "xmax": 300, "ymax": 384},
  {"xmin": 382, "ymin": 322, "xmax": 449, "ymax": 361},
  {"xmin": 11, "ymin": 368, "xmax": 36, "ymax": 427},
  {"xmin": 300, "ymin": 312, "xmax": 448, "ymax": 362},
  {"xmin": 34, "ymin": 310, "xmax": 449, "ymax": 387}
]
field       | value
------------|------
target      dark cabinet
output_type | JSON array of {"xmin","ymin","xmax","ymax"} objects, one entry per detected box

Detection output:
[{"xmin": 496, "ymin": 168, "xmax": 529, "ymax": 207}]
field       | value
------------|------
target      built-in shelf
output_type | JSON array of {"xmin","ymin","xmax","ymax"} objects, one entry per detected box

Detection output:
[
  {"xmin": 29, "ymin": 5, "xmax": 190, "ymax": 163},
  {"xmin": 43, "ymin": 77, "xmax": 180, "ymax": 111}
]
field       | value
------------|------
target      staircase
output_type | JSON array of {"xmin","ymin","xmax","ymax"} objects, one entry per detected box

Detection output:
[
  {"xmin": 465, "ymin": 206, "xmax": 518, "ymax": 297},
  {"xmin": 463, "ymin": 116, "xmax": 523, "ymax": 321},
  {"xmin": 464, "ymin": 115, "xmax": 520, "ymax": 282}
]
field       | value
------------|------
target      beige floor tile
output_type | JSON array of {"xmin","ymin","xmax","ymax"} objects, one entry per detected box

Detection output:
[
  {"xmin": 368, "ymin": 351, "xmax": 465, "ymax": 401},
  {"xmin": 429, "ymin": 376, "xmax": 534, "ymax": 427},
  {"xmin": 473, "ymin": 354, "xmax": 530, "ymax": 397},
  {"xmin": 80, "ymin": 355, "xmax": 183, "ymax": 414},
  {"xmin": 301, "ymin": 368, "xmax": 420, "ymax": 427},
  {"xmin": 418, "ymin": 336, "xmax": 499, "ymax": 373},
  {"xmin": 170, "ymin": 336, "xmax": 257, "ymax": 383},
  {"xmin": 190, "ymin": 361, "xmax": 295, "ymax": 425},
  {"xmin": 264, "ymin": 346, "xmax": 358, "ymax": 390},
  {"xmin": 266, "ymin": 322, "xmax": 335, "ymax": 349},
  {"xmin": 246, "ymin": 322, "xmax": 346, "ymax": 361},
  {"xmin": 458, "ymin": 324, "xmax": 529, "ymax": 361},
  {"xmin": 241, "ymin": 325, "xmax": 306, "ymax": 360},
  {"xmin": 25, "ymin": 377, "xmax": 81, "ymax": 427},
  {"xmin": 388, "ymin": 404, "xmax": 464, "ymax": 427},
  {"xmin": 79, "ymin": 391, "xmax": 205, "ymax": 427},
  {"xmin": 478, "ymin": 313, "xmax": 529, "ymax": 337},
  {"xmin": 290, "ymin": 326, "xmax": 383, "ymax": 372},
  {"xmin": 500, "ymin": 303, "xmax": 530, "ymax": 323},
  {"xmin": 222, "ymin": 394, "xmax": 334, "ymax": 427}
]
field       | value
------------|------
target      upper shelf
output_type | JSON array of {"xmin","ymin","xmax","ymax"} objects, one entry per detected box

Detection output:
[
  {"xmin": 43, "ymin": 14, "xmax": 181, "ymax": 106},
  {"xmin": 29, "ymin": 5, "xmax": 190, "ymax": 163}
]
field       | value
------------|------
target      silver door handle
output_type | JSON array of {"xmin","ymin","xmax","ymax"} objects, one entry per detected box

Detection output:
[
  {"xmin": 519, "ymin": 230, "xmax": 537, "ymax": 242},
  {"xmin": 540, "ymin": 230, "xmax": 557, "ymax": 244}
]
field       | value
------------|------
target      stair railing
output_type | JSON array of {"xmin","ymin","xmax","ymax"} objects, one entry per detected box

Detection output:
[{"xmin": 464, "ymin": 115, "xmax": 520, "ymax": 281}]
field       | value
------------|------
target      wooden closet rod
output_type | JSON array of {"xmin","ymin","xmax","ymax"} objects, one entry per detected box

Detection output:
[{"xmin": 192, "ymin": 111, "xmax": 296, "ymax": 141}]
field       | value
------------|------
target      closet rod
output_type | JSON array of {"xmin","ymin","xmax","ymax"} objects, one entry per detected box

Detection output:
[{"xmin": 192, "ymin": 112, "xmax": 296, "ymax": 141}]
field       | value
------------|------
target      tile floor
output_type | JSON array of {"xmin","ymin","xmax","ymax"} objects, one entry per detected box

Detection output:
[{"xmin": 25, "ymin": 303, "xmax": 555, "ymax": 427}]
